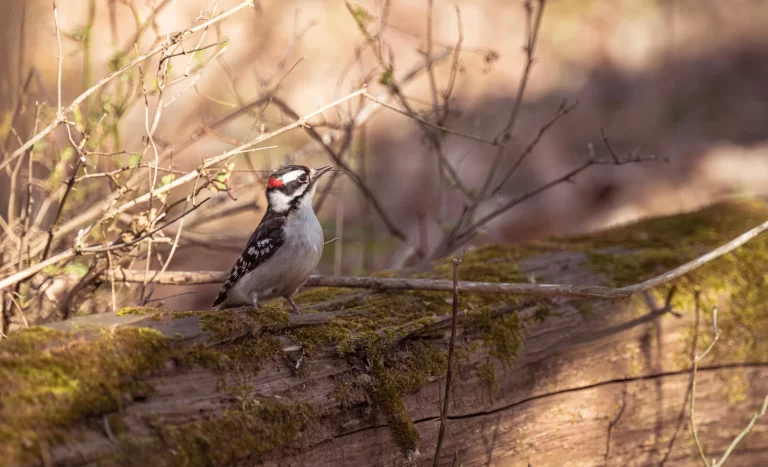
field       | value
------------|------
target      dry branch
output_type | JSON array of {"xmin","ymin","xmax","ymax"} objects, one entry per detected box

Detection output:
[
  {"xmin": 110, "ymin": 269, "xmax": 628, "ymax": 299},
  {"xmin": 93, "ymin": 208, "xmax": 768, "ymax": 306},
  {"xmin": 433, "ymin": 257, "xmax": 461, "ymax": 466},
  {"xmin": 0, "ymin": 88, "xmax": 366, "ymax": 291},
  {"xmin": 690, "ymin": 299, "xmax": 768, "ymax": 467},
  {"xmin": 1, "ymin": 50, "xmax": 450, "ymax": 275},
  {"xmin": 4, "ymin": 0, "xmax": 256, "ymax": 166}
]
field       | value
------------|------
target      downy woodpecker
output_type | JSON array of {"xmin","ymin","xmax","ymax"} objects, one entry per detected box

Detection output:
[{"xmin": 212, "ymin": 164, "xmax": 332, "ymax": 313}]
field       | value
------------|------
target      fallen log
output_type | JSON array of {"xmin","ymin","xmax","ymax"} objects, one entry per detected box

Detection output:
[{"xmin": 2, "ymin": 200, "xmax": 768, "ymax": 466}]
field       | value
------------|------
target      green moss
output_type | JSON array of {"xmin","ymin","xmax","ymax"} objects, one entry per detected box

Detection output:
[
  {"xmin": 117, "ymin": 306, "xmax": 162, "ymax": 317},
  {"xmin": 196, "ymin": 308, "xmax": 291, "ymax": 340},
  {"xmin": 372, "ymin": 343, "xmax": 445, "ymax": 454},
  {"xmin": 332, "ymin": 377, "xmax": 370, "ymax": 408},
  {"xmin": 572, "ymin": 299, "xmax": 596, "ymax": 319},
  {"xmin": 293, "ymin": 286, "xmax": 351, "ymax": 306},
  {"xmin": 202, "ymin": 337, "xmax": 284, "ymax": 376},
  {"xmin": 381, "ymin": 341, "xmax": 448, "ymax": 394},
  {"xmin": 369, "ymin": 359, "xmax": 421, "ymax": 457},
  {"xmin": 155, "ymin": 307, "xmax": 293, "ymax": 352},
  {"xmin": 114, "ymin": 401, "xmax": 317, "ymax": 466},
  {"xmin": 329, "ymin": 342, "xmax": 447, "ymax": 455},
  {"xmin": 588, "ymin": 248, "xmax": 681, "ymax": 287},
  {"xmin": 290, "ymin": 320, "xmax": 355, "ymax": 354},
  {"xmin": 577, "ymin": 200, "xmax": 768, "ymax": 377},
  {"xmin": 0, "ymin": 326, "xmax": 174, "ymax": 464},
  {"xmin": 465, "ymin": 308, "xmax": 526, "ymax": 368},
  {"xmin": 476, "ymin": 360, "xmax": 500, "ymax": 403}
]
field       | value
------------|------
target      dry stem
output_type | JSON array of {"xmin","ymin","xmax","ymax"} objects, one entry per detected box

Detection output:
[{"xmin": 433, "ymin": 256, "xmax": 462, "ymax": 466}]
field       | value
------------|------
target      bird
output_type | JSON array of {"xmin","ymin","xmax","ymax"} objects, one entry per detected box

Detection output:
[{"xmin": 211, "ymin": 164, "xmax": 333, "ymax": 313}]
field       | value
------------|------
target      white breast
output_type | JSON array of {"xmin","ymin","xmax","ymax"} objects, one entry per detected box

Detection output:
[{"xmin": 229, "ymin": 203, "xmax": 324, "ymax": 304}]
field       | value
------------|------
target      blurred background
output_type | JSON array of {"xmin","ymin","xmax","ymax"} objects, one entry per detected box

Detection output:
[{"xmin": 2, "ymin": 0, "xmax": 768, "ymax": 318}]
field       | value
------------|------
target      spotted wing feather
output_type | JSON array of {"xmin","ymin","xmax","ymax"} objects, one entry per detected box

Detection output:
[{"xmin": 212, "ymin": 215, "xmax": 286, "ymax": 308}]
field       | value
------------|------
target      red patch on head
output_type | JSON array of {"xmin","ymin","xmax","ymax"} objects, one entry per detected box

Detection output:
[{"xmin": 267, "ymin": 176, "xmax": 283, "ymax": 188}]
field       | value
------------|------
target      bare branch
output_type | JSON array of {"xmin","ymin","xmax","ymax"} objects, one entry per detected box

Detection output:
[
  {"xmin": 0, "ymin": 199, "xmax": 209, "ymax": 291},
  {"xmin": 94, "ymin": 209, "xmax": 768, "ymax": 307},
  {"xmin": 105, "ymin": 268, "xmax": 628, "ymax": 299},
  {"xmin": 269, "ymin": 96, "xmax": 408, "ymax": 242},
  {"xmin": 53, "ymin": 0, "xmax": 63, "ymax": 116},
  {"xmin": 488, "ymin": 99, "xmax": 579, "ymax": 198},
  {"xmin": 2, "ymin": 51, "xmax": 449, "ymax": 274},
  {"xmin": 481, "ymin": 0, "xmax": 547, "ymax": 194},
  {"xmin": 425, "ymin": 0, "xmax": 440, "ymax": 123},
  {"xmin": 6, "ymin": 0, "xmax": 255, "ymax": 165},
  {"xmin": 717, "ymin": 394, "xmax": 768, "ymax": 466},
  {"xmin": 433, "ymin": 256, "xmax": 462, "ymax": 466},
  {"xmin": 438, "ymin": 5, "xmax": 463, "ymax": 126},
  {"xmin": 600, "ymin": 128, "xmax": 621, "ymax": 164},
  {"xmin": 362, "ymin": 92, "xmax": 497, "ymax": 146},
  {"xmin": 691, "ymin": 301, "xmax": 718, "ymax": 465},
  {"xmin": 622, "ymin": 217, "xmax": 768, "ymax": 292},
  {"xmin": 690, "ymin": 297, "xmax": 768, "ymax": 467}
]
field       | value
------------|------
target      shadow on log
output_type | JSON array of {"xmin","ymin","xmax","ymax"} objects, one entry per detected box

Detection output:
[{"xmin": 2, "ymin": 201, "xmax": 768, "ymax": 466}]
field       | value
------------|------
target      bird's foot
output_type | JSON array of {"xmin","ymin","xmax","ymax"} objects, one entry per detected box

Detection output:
[{"xmin": 285, "ymin": 296, "xmax": 302, "ymax": 315}]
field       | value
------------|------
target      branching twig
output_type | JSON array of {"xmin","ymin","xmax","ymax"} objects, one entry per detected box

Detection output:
[
  {"xmin": 6, "ymin": 0, "xmax": 255, "ymax": 165},
  {"xmin": 362, "ymin": 92, "xmax": 498, "ymax": 146},
  {"xmin": 434, "ymin": 152, "xmax": 664, "ymax": 258},
  {"xmin": 4, "ymin": 50, "xmax": 451, "ymax": 274},
  {"xmin": 691, "ymin": 302, "xmax": 719, "ymax": 466},
  {"xmin": 269, "ymin": 96, "xmax": 408, "ymax": 242},
  {"xmin": 690, "ymin": 300, "xmax": 768, "ymax": 467},
  {"xmin": 482, "ymin": 0, "xmax": 547, "ymax": 193},
  {"xmin": 0, "ymin": 199, "xmax": 209, "ymax": 290}
]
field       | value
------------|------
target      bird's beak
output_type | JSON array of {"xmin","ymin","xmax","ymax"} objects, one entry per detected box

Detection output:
[{"xmin": 311, "ymin": 165, "xmax": 333, "ymax": 179}]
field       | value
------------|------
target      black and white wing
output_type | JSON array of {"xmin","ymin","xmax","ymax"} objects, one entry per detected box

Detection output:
[{"xmin": 212, "ymin": 215, "xmax": 286, "ymax": 308}]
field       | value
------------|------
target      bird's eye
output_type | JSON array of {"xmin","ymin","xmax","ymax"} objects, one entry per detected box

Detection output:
[{"xmin": 299, "ymin": 174, "xmax": 308, "ymax": 183}]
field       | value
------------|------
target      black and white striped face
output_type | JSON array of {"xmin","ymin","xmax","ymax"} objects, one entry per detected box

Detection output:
[{"xmin": 265, "ymin": 164, "xmax": 332, "ymax": 213}]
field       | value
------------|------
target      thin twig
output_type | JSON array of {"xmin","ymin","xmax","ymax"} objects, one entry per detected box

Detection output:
[
  {"xmin": 6, "ymin": 0, "xmax": 255, "ymax": 164},
  {"xmin": 717, "ymin": 394, "xmax": 768, "ymax": 466},
  {"xmin": 482, "ymin": 0, "xmax": 547, "ymax": 192},
  {"xmin": 691, "ymin": 300, "xmax": 718, "ymax": 467},
  {"xmin": 0, "ymin": 199, "xmax": 209, "ymax": 290},
  {"xmin": 622, "ymin": 217, "xmax": 768, "ymax": 292},
  {"xmin": 488, "ymin": 99, "xmax": 579, "ymax": 198},
  {"xmin": 438, "ymin": 5, "xmax": 463, "ymax": 126},
  {"xmin": 689, "ymin": 299, "xmax": 768, "ymax": 467},
  {"xmin": 5, "ymin": 50, "xmax": 450, "ymax": 273},
  {"xmin": 269, "ymin": 95, "xmax": 409, "ymax": 242},
  {"xmin": 425, "ymin": 0, "xmax": 440, "ymax": 124},
  {"xmin": 104, "ymin": 269, "xmax": 627, "ymax": 298},
  {"xmin": 436, "ymin": 154, "xmax": 663, "ymax": 258},
  {"xmin": 53, "ymin": 0, "xmax": 63, "ymax": 116},
  {"xmin": 362, "ymin": 92, "xmax": 497, "ymax": 145},
  {"xmin": 433, "ymin": 256, "xmax": 462, "ymax": 466},
  {"xmin": 97, "ymin": 211, "xmax": 768, "ymax": 305}
]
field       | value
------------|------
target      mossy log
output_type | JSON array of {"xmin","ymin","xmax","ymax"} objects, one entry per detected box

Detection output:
[{"xmin": 3, "ymin": 201, "xmax": 768, "ymax": 466}]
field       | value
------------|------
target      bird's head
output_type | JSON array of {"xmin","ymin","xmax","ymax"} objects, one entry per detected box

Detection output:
[{"xmin": 265, "ymin": 164, "xmax": 332, "ymax": 213}]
